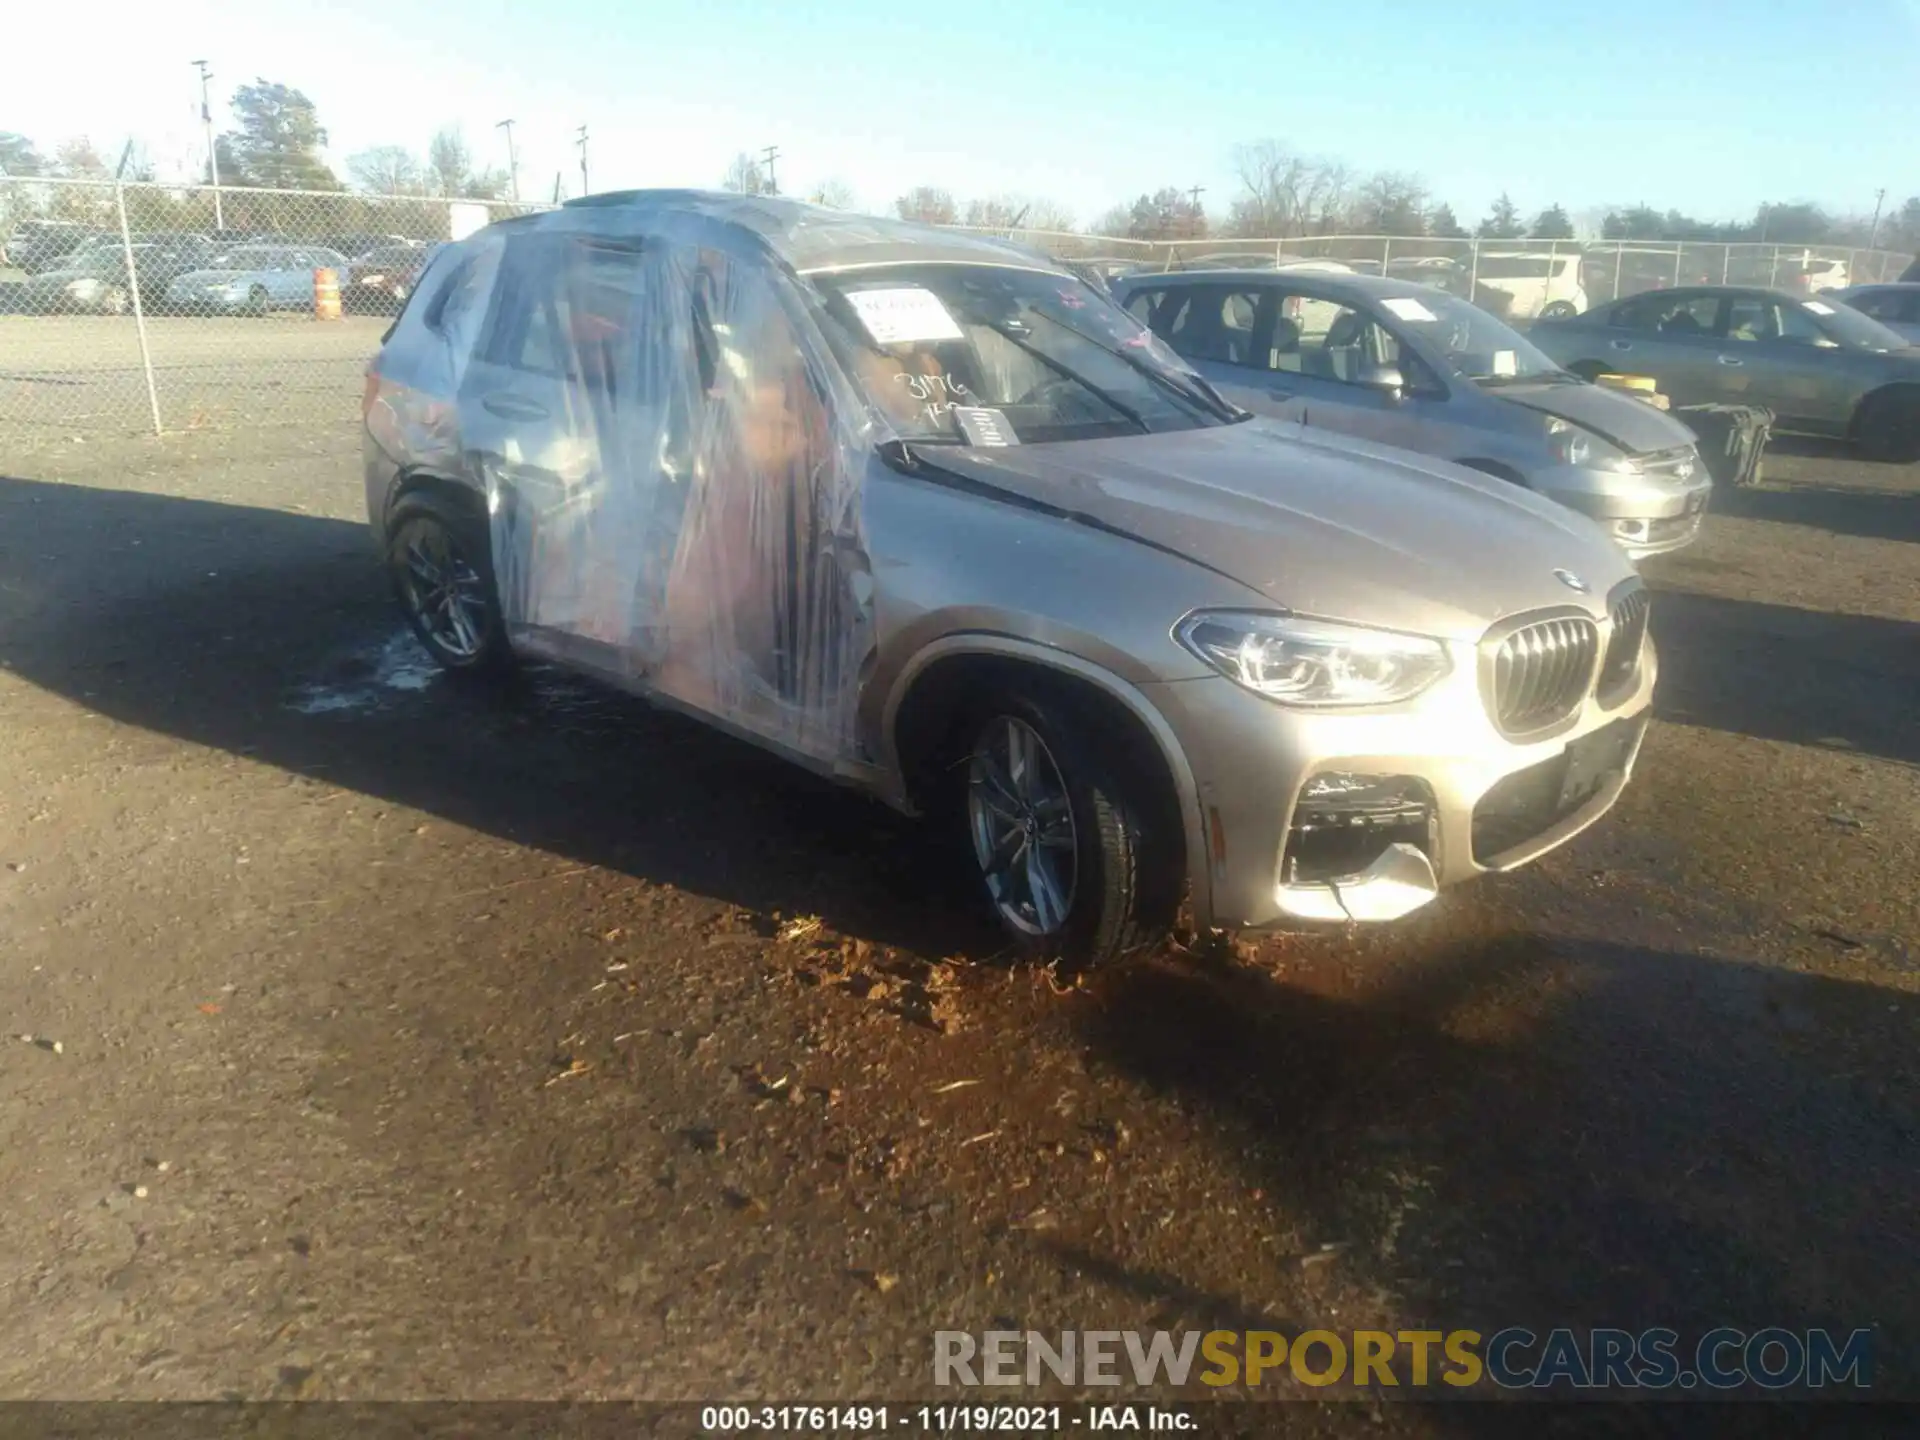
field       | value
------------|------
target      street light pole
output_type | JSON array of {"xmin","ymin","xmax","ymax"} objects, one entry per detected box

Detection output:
[
  {"xmin": 576, "ymin": 125, "xmax": 589, "ymax": 197},
  {"xmin": 192, "ymin": 59, "xmax": 223, "ymax": 230},
  {"xmin": 496, "ymin": 119, "xmax": 519, "ymax": 203}
]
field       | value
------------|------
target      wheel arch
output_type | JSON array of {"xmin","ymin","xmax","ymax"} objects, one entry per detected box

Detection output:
[
  {"xmin": 1848, "ymin": 380, "xmax": 1920, "ymax": 437},
  {"xmin": 882, "ymin": 637, "xmax": 1211, "ymax": 930}
]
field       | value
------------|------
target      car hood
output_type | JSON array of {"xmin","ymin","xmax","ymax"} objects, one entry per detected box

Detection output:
[
  {"xmin": 27, "ymin": 266, "xmax": 115, "ymax": 286},
  {"xmin": 915, "ymin": 419, "xmax": 1633, "ymax": 640},
  {"xmin": 1485, "ymin": 380, "xmax": 1695, "ymax": 455}
]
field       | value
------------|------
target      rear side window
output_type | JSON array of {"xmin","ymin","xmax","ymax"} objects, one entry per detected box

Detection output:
[{"xmin": 481, "ymin": 235, "xmax": 652, "ymax": 396}]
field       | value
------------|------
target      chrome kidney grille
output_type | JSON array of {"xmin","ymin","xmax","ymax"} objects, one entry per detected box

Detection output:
[
  {"xmin": 1597, "ymin": 584, "xmax": 1651, "ymax": 704},
  {"xmin": 1484, "ymin": 615, "xmax": 1601, "ymax": 737}
]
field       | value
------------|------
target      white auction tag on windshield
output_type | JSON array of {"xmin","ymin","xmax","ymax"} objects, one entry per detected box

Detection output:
[
  {"xmin": 846, "ymin": 287, "xmax": 964, "ymax": 345},
  {"xmin": 1492, "ymin": 349, "xmax": 1518, "ymax": 377},
  {"xmin": 1380, "ymin": 296, "xmax": 1438, "ymax": 323},
  {"xmin": 1802, "ymin": 300, "xmax": 1836, "ymax": 315},
  {"xmin": 952, "ymin": 406, "xmax": 1019, "ymax": 447}
]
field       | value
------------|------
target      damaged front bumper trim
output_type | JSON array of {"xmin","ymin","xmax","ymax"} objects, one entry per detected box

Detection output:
[{"xmin": 1271, "ymin": 841, "xmax": 1439, "ymax": 923}]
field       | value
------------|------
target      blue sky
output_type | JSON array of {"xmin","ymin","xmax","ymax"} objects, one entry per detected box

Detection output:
[{"xmin": 10, "ymin": 0, "xmax": 1918, "ymax": 231}]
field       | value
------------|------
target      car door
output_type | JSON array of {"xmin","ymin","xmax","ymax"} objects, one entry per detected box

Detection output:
[
  {"xmin": 1588, "ymin": 290, "xmax": 1727, "ymax": 405},
  {"xmin": 1125, "ymin": 282, "xmax": 1290, "ymax": 415},
  {"xmin": 1261, "ymin": 286, "xmax": 1435, "ymax": 451},
  {"xmin": 1717, "ymin": 294, "xmax": 1851, "ymax": 428},
  {"xmin": 267, "ymin": 249, "xmax": 308, "ymax": 307}
]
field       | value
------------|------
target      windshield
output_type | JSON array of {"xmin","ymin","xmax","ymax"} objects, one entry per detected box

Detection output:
[
  {"xmin": 808, "ymin": 263, "xmax": 1239, "ymax": 444},
  {"xmin": 1378, "ymin": 288, "xmax": 1568, "ymax": 383},
  {"xmin": 1807, "ymin": 296, "xmax": 1911, "ymax": 352}
]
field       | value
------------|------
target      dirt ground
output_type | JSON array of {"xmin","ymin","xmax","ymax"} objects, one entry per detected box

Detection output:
[{"xmin": 0, "ymin": 420, "xmax": 1915, "ymax": 1431}]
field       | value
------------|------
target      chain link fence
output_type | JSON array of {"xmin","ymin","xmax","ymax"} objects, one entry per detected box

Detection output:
[
  {"xmin": 0, "ymin": 176, "xmax": 544, "ymax": 445},
  {"xmin": 2, "ymin": 178, "xmax": 1913, "ymax": 446}
]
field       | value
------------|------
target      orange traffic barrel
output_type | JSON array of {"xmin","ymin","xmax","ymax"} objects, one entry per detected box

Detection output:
[{"xmin": 314, "ymin": 268, "xmax": 342, "ymax": 321}]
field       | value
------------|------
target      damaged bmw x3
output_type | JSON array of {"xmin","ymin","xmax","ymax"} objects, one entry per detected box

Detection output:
[{"xmin": 362, "ymin": 191, "xmax": 1656, "ymax": 966}]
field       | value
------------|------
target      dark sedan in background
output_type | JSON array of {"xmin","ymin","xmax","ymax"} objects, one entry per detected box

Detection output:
[
  {"xmin": 1529, "ymin": 286, "xmax": 1920, "ymax": 461},
  {"xmin": 345, "ymin": 243, "xmax": 443, "ymax": 314}
]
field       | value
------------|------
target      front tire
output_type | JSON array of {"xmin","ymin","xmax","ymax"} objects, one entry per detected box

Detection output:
[
  {"xmin": 957, "ymin": 692, "xmax": 1171, "ymax": 969},
  {"xmin": 247, "ymin": 285, "xmax": 269, "ymax": 318},
  {"xmin": 385, "ymin": 495, "xmax": 511, "ymax": 676},
  {"xmin": 100, "ymin": 284, "xmax": 130, "ymax": 316},
  {"xmin": 1539, "ymin": 300, "xmax": 1578, "ymax": 320}
]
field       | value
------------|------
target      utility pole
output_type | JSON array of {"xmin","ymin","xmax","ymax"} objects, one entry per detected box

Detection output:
[
  {"xmin": 760, "ymin": 145, "xmax": 780, "ymax": 195},
  {"xmin": 576, "ymin": 125, "xmax": 590, "ymax": 197},
  {"xmin": 192, "ymin": 59, "xmax": 223, "ymax": 230},
  {"xmin": 495, "ymin": 119, "xmax": 519, "ymax": 203},
  {"xmin": 1868, "ymin": 188, "xmax": 1887, "ymax": 249},
  {"xmin": 1187, "ymin": 184, "xmax": 1205, "ymax": 237}
]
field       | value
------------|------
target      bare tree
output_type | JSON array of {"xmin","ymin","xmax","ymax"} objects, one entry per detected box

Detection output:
[
  {"xmin": 427, "ymin": 129, "xmax": 472, "ymax": 197},
  {"xmin": 723, "ymin": 152, "xmax": 772, "ymax": 195},
  {"xmin": 1022, "ymin": 198, "xmax": 1075, "ymax": 233},
  {"xmin": 1226, "ymin": 139, "xmax": 1350, "ymax": 238},
  {"xmin": 894, "ymin": 186, "xmax": 958, "ymax": 225},
  {"xmin": 348, "ymin": 145, "xmax": 423, "ymax": 195},
  {"xmin": 1350, "ymin": 171, "xmax": 1429, "ymax": 236},
  {"xmin": 806, "ymin": 178, "xmax": 856, "ymax": 209}
]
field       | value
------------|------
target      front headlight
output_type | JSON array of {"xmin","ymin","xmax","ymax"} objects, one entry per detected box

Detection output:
[
  {"xmin": 1174, "ymin": 612, "xmax": 1452, "ymax": 707},
  {"xmin": 66, "ymin": 277, "xmax": 103, "ymax": 298},
  {"xmin": 1547, "ymin": 417, "xmax": 1636, "ymax": 473}
]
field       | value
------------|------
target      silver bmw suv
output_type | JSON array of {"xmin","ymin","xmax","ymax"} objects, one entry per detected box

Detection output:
[{"xmin": 362, "ymin": 191, "xmax": 1656, "ymax": 966}]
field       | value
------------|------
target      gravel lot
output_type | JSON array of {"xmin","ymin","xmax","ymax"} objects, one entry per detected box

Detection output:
[{"xmin": 0, "ymin": 341, "xmax": 1916, "ymax": 1430}]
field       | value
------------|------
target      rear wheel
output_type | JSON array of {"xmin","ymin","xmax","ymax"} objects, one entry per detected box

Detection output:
[
  {"xmin": 1852, "ymin": 387, "xmax": 1920, "ymax": 463},
  {"xmin": 385, "ymin": 495, "xmax": 511, "ymax": 675},
  {"xmin": 1539, "ymin": 300, "xmax": 1578, "ymax": 320},
  {"xmin": 955, "ymin": 690, "xmax": 1173, "ymax": 969}
]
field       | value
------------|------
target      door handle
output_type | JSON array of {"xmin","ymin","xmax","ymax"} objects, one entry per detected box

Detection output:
[
  {"xmin": 1716, "ymin": 355, "xmax": 1744, "ymax": 367},
  {"xmin": 482, "ymin": 393, "xmax": 550, "ymax": 421},
  {"xmin": 1608, "ymin": 339, "xmax": 1633, "ymax": 351}
]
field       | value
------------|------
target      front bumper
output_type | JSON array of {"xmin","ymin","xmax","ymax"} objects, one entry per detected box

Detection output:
[
  {"xmin": 1145, "ymin": 631, "xmax": 1657, "ymax": 929},
  {"xmin": 1528, "ymin": 453, "xmax": 1713, "ymax": 557}
]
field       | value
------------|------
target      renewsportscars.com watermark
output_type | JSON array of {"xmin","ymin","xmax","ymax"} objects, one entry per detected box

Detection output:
[{"xmin": 935, "ymin": 1328, "xmax": 1874, "ymax": 1392}]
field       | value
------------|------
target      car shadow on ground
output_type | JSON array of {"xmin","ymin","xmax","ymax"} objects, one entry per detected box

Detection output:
[
  {"xmin": 0, "ymin": 472, "xmax": 1001, "ymax": 960},
  {"xmin": 1065, "ymin": 933, "xmax": 1919, "ymax": 1402},
  {"xmin": 1642, "ymin": 588, "xmax": 1920, "ymax": 765},
  {"xmin": 1713, "ymin": 464, "xmax": 1920, "ymax": 545}
]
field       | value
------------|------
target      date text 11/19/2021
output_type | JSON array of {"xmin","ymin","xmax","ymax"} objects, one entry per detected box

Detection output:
[{"xmin": 701, "ymin": 1405, "xmax": 1195, "ymax": 1431}]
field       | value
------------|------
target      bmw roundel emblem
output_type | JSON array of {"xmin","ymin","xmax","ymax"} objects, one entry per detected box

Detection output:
[{"xmin": 1554, "ymin": 568, "xmax": 1590, "ymax": 593}]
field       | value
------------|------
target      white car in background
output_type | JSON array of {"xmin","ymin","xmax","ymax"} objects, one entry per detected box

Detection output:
[{"xmin": 1471, "ymin": 251, "xmax": 1588, "ymax": 320}]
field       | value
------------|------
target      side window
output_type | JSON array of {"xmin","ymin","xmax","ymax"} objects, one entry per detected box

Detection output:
[
  {"xmin": 1287, "ymin": 301, "xmax": 1402, "ymax": 385},
  {"xmin": 1615, "ymin": 293, "xmax": 1718, "ymax": 336},
  {"xmin": 1159, "ymin": 285, "xmax": 1270, "ymax": 369},
  {"xmin": 1726, "ymin": 297, "xmax": 1822, "ymax": 344},
  {"xmin": 1123, "ymin": 288, "xmax": 1159, "ymax": 324}
]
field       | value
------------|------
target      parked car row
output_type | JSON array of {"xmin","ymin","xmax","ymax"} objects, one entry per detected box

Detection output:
[
  {"xmin": 6, "ymin": 231, "xmax": 440, "ymax": 316},
  {"xmin": 1528, "ymin": 286, "xmax": 1920, "ymax": 461},
  {"xmin": 363, "ymin": 191, "xmax": 1660, "ymax": 968}
]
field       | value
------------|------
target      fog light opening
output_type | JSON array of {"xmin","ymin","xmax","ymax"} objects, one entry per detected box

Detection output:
[
  {"xmin": 1613, "ymin": 517, "xmax": 1650, "ymax": 541},
  {"xmin": 1284, "ymin": 774, "xmax": 1436, "ymax": 886}
]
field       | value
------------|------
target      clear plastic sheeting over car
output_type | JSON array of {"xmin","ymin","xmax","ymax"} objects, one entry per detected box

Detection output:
[{"xmin": 396, "ymin": 203, "xmax": 874, "ymax": 762}]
